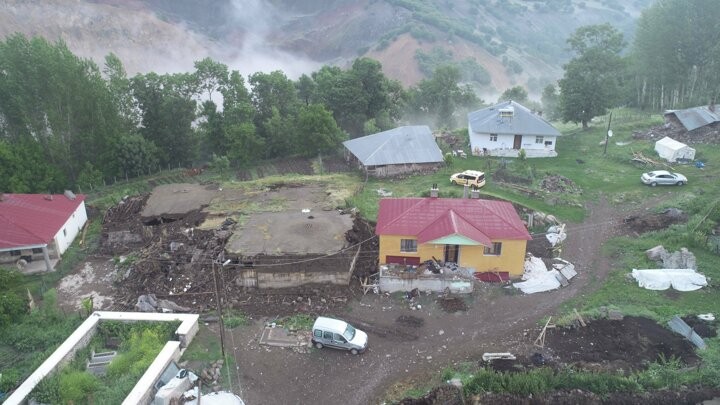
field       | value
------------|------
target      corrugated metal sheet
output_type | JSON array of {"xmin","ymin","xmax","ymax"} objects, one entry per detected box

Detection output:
[
  {"xmin": 342, "ymin": 125, "xmax": 443, "ymax": 166},
  {"xmin": 468, "ymin": 101, "xmax": 561, "ymax": 136},
  {"xmin": 667, "ymin": 106, "xmax": 720, "ymax": 131},
  {"xmin": 667, "ymin": 315, "xmax": 707, "ymax": 350}
]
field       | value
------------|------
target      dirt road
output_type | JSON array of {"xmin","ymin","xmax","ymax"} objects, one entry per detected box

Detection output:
[{"xmin": 228, "ymin": 196, "xmax": 649, "ymax": 404}]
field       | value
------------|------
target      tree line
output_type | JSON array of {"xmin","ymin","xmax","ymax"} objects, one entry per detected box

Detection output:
[
  {"xmin": 543, "ymin": 0, "xmax": 720, "ymax": 127},
  {"xmin": 0, "ymin": 34, "xmax": 479, "ymax": 193},
  {"xmin": 2, "ymin": 0, "xmax": 715, "ymax": 192}
]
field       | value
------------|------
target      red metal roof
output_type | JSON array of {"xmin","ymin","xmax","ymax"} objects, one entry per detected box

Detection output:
[
  {"xmin": 0, "ymin": 193, "xmax": 86, "ymax": 249},
  {"xmin": 376, "ymin": 197, "xmax": 531, "ymax": 243}
]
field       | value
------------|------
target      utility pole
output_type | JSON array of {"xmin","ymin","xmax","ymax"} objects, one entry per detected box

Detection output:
[
  {"xmin": 603, "ymin": 111, "xmax": 613, "ymax": 155},
  {"xmin": 211, "ymin": 261, "xmax": 226, "ymax": 357}
]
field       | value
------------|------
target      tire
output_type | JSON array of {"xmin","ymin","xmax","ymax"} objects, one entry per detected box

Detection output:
[
  {"xmin": 677, "ymin": 181, "xmax": 684, "ymax": 186},
  {"xmin": 315, "ymin": 342, "xmax": 323, "ymax": 349},
  {"xmin": 350, "ymin": 348, "xmax": 359, "ymax": 355},
  {"xmin": 650, "ymin": 182, "xmax": 657, "ymax": 187},
  {"xmin": 451, "ymin": 180, "xmax": 457, "ymax": 185}
]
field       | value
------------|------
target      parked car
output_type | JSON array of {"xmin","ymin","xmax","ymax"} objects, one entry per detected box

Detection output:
[
  {"xmin": 450, "ymin": 170, "xmax": 486, "ymax": 188},
  {"xmin": 641, "ymin": 170, "xmax": 688, "ymax": 186},
  {"xmin": 311, "ymin": 316, "xmax": 368, "ymax": 355}
]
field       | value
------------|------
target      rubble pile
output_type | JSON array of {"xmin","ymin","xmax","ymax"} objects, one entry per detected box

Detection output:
[
  {"xmin": 539, "ymin": 175, "xmax": 581, "ymax": 194},
  {"xmin": 633, "ymin": 123, "xmax": 720, "ymax": 145}
]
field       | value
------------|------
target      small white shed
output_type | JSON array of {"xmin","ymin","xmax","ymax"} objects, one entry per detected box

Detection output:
[{"xmin": 654, "ymin": 136, "xmax": 695, "ymax": 162}]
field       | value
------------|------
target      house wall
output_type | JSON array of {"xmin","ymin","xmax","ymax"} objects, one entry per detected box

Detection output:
[
  {"xmin": 52, "ymin": 201, "xmax": 88, "ymax": 258},
  {"xmin": 469, "ymin": 132, "xmax": 556, "ymax": 156},
  {"xmin": 366, "ymin": 162, "xmax": 442, "ymax": 178},
  {"xmin": 379, "ymin": 235, "xmax": 527, "ymax": 277}
]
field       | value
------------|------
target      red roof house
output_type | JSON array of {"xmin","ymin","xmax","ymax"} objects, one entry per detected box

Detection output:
[
  {"xmin": 376, "ymin": 196, "xmax": 530, "ymax": 277},
  {"xmin": 0, "ymin": 193, "xmax": 87, "ymax": 272}
]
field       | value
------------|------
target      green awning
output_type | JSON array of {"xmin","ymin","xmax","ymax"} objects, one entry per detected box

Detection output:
[{"xmin": 427, "ymin": 234, "xmax": 483, "ymax": 246}]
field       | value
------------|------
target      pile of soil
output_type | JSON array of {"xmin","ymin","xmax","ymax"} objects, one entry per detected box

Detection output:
[
  {"xmin": 544, "ymin": 316, "xmax": 700, "ymax": 372},
  {"xmin": 437, "ymin": 296, "xmax": 468, "ymax": 313},
  {"xmin": 396, "ymin": 315, "xmax": 425, "ymax": 328},
  {"xmin": 492, "ymin": 168, "xmax": 532, "ymax": 185},
  {"xmin": 527, "ymin": 235, "xmax": 555, "ymax": 258},
  {"xmin": 682, "ymin": 315, "xmax": 718, "ymax": 338},
  {"xmin": 539, "ymin": 175, "xmax": 582, "ymax": 194},
  {"xmin": 624, "ymin": 208, "xmax": 688, "ymax": 233},
  {"xmin": 473, "ymin": 387, "xmax": 720, "ymax": 405},
  {"xmin": 398, "ymin": 384, "xmax": 463, "ymax": 405}
]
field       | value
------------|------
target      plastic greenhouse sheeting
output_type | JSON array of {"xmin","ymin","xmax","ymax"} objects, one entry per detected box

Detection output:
[{"xmin": 630, "ymin": 268, "xmax": 707, "ymax": 291}]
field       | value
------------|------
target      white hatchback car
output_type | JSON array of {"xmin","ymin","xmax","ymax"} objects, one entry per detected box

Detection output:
[{"xmin": 641, "ymin": 170, "xmax": 688, "ymax": 186}]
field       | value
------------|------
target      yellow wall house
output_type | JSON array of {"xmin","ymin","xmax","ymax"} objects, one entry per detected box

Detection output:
[{"xmin": 375, "ymin": 195, "xmax": 531, "ymax": 280}]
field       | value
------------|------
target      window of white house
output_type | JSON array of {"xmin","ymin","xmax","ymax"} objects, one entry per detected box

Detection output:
[
  {"xmin": 535, "ymin": 136, "xmax": 544, "ymax": 144},
  {"xmin": 63, "ymin": 228, "xmax": 67, "ymax": 236},
  {"xmin": 544, "ymin": 140, "xmax": 553, "ymax": 146},
  {"xmin": 489, "ymin": 134, "xmax": 498, "ymax": 142},
  {"xmin": 400, "ymin": 239, "xmax": 417, "ymax": 252},
  {"xmin": 484, "ymin": 242, "xmax": 502, "ymax": 255}
]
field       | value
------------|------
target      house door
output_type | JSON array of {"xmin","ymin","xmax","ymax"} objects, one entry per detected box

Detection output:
[
  {"xmin": 513, "ymin": 135, "xmax": 522, "ymax": 149},
  {"xmin": 444, "ymin": 245, "xmax": 459, "ymax": 263}
]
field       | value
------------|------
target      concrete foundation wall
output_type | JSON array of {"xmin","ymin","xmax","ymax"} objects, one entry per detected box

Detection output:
[
  {"xmin": 257, "ymin": 269, "xmax": 351, "ymax": 289},
  {"xmin": 379, "ymin": 275, "xmax": 474, "ymax": 294}
]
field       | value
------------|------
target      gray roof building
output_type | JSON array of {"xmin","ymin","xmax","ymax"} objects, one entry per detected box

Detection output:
[
  {"xmin": 343, "ymin": 125, "xmax": 443, "ymax": 166},
  {"xmin": 665, "ymin": 105, "xmax": 720, "ymax": 131},
  {"xmin": 468, "ymin": 101, "xmax": 561, "ymax": 137}
]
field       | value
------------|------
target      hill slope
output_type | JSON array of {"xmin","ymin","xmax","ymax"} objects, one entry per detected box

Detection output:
[{"xmin": 0, "ymin": 0, "xmax": 653, "ymax": 97}]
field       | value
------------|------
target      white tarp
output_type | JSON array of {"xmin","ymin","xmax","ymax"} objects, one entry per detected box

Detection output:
[
  {"xmin": 546, "ymin": 224, "xmax": 567, "ymax": 247},
  {"xmin": 654, "ymin": 136, "xmax": 695, "ymax": 162},
  {"xmin": 631, "ymin": 268, "xmax": 707, "ymax": 291},
  {"xmin": 513, "ymin": 256, "xmax": 561, "ymax": 294}
]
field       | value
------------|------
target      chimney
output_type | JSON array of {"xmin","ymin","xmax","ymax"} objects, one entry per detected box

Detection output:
[
  {"xmin": 0, "ymin": 193, "xmax": 5, "ymax": 202},
  {"xmin": 430, "ymin": 184, "xmax": 439, "ymax": 198},
  {"xmin": 64, "ymin": 190, "xmax": 76, "ymax": 200},
  {"xmin": 470, "ymin": 186, "xmax": 480, "ymax": 199},
  {"xmin": 44, "ymin": 194, "xmax": 53, "ymax": 201},
  {"xmin": 463, "ymin": 184, "xmax": 469, "ymax": 199}
]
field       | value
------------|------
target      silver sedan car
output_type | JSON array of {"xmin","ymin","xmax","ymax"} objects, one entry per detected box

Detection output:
[{"xmin": 641, "ymin": 170, "xmax": 688, "ymax": 186}]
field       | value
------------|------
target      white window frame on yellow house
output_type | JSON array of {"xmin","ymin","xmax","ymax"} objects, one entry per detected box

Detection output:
[
  {"xmin": 400, "ymin": 239, "xmax": 417, "ymax": 253},
  {"xmin": 483, "ymin": 242, "xmax": 502, "ymax": 256}
]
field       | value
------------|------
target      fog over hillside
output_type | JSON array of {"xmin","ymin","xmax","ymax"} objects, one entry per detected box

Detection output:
[
  {"xmin": 0, "ymin": 0, "xmax": 319, "ymax": 78},
  {"xmin": 1, "ymin": 0, "xmax": 652, "ymax": 97}
]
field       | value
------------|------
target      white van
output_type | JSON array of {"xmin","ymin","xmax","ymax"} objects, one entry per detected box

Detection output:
[{"xmin": 311, "ymin": 317, "xmax": 368, "ymax": 355}]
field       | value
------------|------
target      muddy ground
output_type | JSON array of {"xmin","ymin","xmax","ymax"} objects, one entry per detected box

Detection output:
[{"xmin": 53, "ymin": 182, "xmax": 716, "ymax": 404}]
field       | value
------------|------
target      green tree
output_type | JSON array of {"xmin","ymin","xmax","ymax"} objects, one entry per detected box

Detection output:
[
  {"xmin": 559, "ymin": 24, "xmax": 625, "ymax": 128},
  {"xmin": 295, "ymin": 104, "xmax": 347, "ymax": 156},
  {"xmin": 407, "ymin": 65, "xmax": 479, "ymax": 128},
  {"xmin": 631, "ymin": 0, "xmax": 720, "ymax": 109},
  {"xmin": 131, "ymin": 73, "xmax": 198, "ymax": 166},
  {"xmin": 498, "ymin": 86, "xmax": 529, "ymax": 104},
  {"xmin": 541, "ymin": 84, "xmax": 560, "ymax": 121},
  {"xmin": 110, "ymin": 133, "xmax": 160, "ymax": 177}
]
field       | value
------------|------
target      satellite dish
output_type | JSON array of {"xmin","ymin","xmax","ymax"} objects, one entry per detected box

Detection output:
[{"xmin": 607, "ymin": 130, "xmax": 613, "ymax": 138}]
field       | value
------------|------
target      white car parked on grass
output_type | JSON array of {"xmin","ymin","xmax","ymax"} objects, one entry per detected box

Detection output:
[{"xmin": 641, "ymin": 170, "xmax": 688, "ymax": 186}]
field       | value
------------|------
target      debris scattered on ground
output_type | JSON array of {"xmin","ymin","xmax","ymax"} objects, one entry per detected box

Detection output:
[
  {"xmin": 482, "ymin": 352, "xmax": 516, "ymax": 361},
  {"xmin": 633, "ymin": 122, "xmax": 720, "ymax": 145},
  {"xmin": 546, "ymin": 224, "xmax": 566, "ymax": 247},
  {"xmin": 667, "ymin": 316, "xmax": 707, "ymax": 349},
  {"xmin": 376, "ymin": 188, "xmax": 393, "ymax": 197},
  {"xmin": 513, "ymin": 254, "xmax": 572, "ymax": 294},
  {"xmin": 631, "ymin": 268, "xmax": 707, "ymax": 291},
  {"xmin": 683, "ymin": 315, "xmax": 718, "ymax": 337},
  {"xmin": 135, "ymin": 294, "xmax": 191, "ymax": 312}
]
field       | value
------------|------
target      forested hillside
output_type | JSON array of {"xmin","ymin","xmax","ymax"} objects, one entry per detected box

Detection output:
[{"xmin": 1, "ymin": 0, "xmax": 718, "ymax": 194}]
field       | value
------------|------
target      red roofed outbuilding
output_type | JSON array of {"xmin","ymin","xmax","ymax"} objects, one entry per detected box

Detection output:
[
  {"xmin": 375, "ymin": 194, "xmax": 530, "ymax": 278},
  {"xmin": 0, "ymin": 192, "xmax": 87, "ymax": 272}
]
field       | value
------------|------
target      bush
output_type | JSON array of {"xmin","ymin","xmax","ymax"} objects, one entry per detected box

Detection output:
[{"xmin": 60, "ymin": 371, "xmax": 99, "ymax": 403}]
